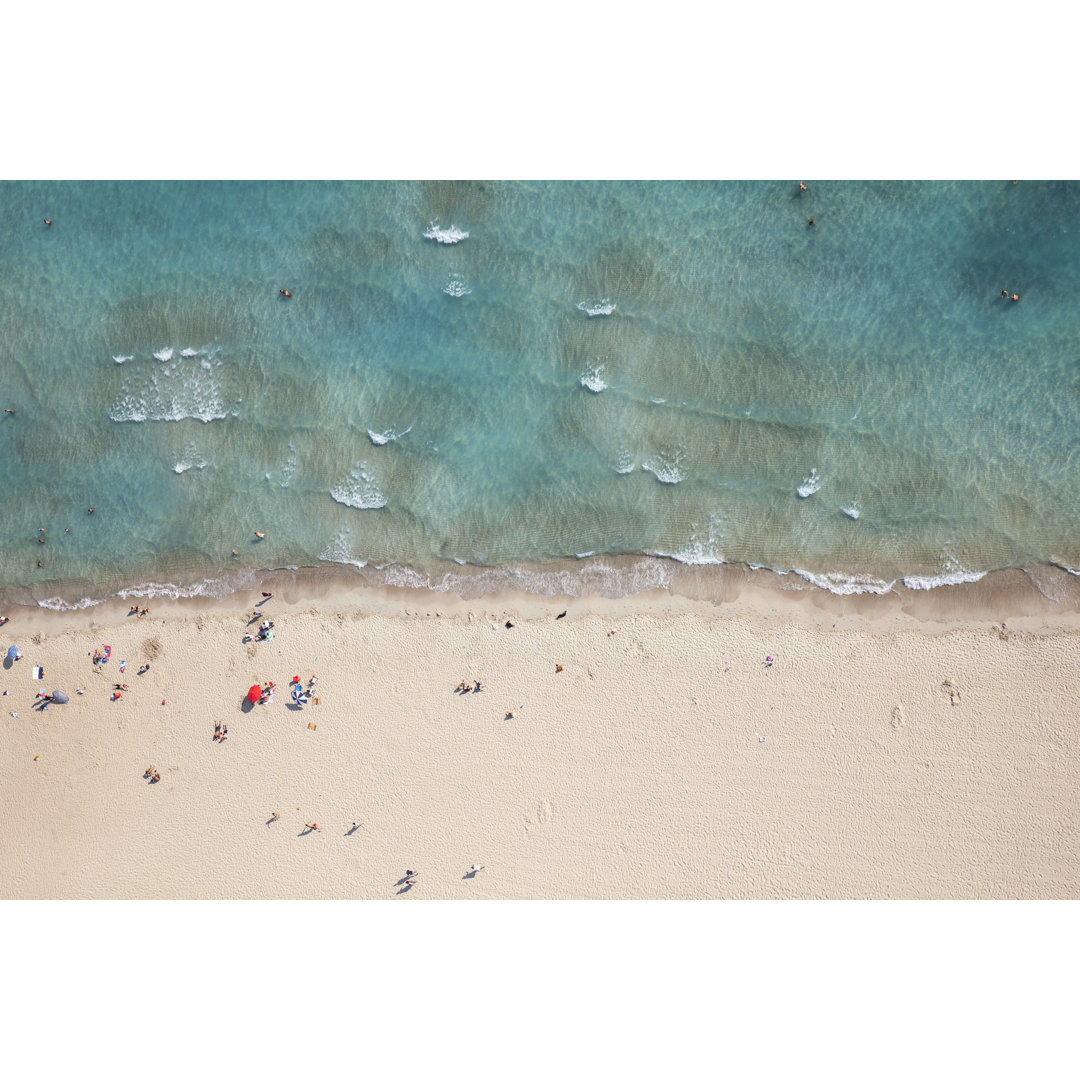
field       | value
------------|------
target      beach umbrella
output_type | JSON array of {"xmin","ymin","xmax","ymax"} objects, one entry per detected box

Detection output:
[
  {"xmin": 50, "ymin": 690, "xmax": 69, "ymax": 704},
  {"xmin": 247, "ymin": 685, "xmax": 262, "ymax": 704},
  {"xmin": 291, "ymin": 684, "xmax": 309, "ymax": 706},
  {"xmin": 6, "ymin": 644, "xmax": 18, "ymax": 660}
]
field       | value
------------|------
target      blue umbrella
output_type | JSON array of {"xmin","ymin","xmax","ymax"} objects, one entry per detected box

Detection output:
[
  {"xmin": 6, "ymin": 644, "xmax": 18, "ymax": 660},
  {"xmin": 291, "ymin": 683, "xmax": 309, "ymax": 706}
]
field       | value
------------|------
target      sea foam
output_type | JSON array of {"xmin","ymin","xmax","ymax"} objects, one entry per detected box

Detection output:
[
  {"xmin": 330, "ymin": 462, "xmax": 387, "ymax": 509},
  {"xmin": 424, "ymin": 220, "xmax": 469, "ymax": 244},
  {"xmin": 797, "ymin": 468, "xmax": 821, "ymax": 498},
  {"xmin": 443, "ymin": 274, "xmax": 471, "ymax": 297},
  {"xmin": 642, "ymin": 449, "xmax": 686, "ymax": 484},
  {"xmin": 792, "ymin": 570, "xmax": 895, "ymax": 595},
  {"xmin": 368, "ymin": 425, "xmax": 412, "ymax": 446},
  {"xmin": 580, "ymin": 364, "xmax": 607, "ymax": 393},
  {"xmin": 577, "ymin": 299, "xmax": 616, "ymax": 317},
  {"xmin": 109, "ymin": 352, "xmax": 228, "ymax": 423}
]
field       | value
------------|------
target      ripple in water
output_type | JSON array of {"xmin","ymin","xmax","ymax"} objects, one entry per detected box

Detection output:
[{"xmin": 577, "ymin": 299, "xmax": 616, "ymax": 317}]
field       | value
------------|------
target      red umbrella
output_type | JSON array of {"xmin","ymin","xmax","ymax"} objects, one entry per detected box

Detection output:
[{"xmin": 247, "ymin": 685, "xmax": 262, "ymax": 703}]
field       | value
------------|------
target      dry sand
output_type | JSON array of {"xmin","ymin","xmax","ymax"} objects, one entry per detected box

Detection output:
[{"xmin": 3, "ymin": 571, "xmax": 1079, "ymax": 899}]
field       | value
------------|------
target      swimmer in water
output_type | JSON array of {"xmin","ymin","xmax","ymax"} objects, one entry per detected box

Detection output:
[{"xmin": 279, "ymin": 289, "xmax": 292, "ymax": 298}]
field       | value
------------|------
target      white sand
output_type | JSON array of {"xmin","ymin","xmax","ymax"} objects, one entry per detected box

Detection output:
[{"xmin": 2, "ymin": 579, "xmax": 1079, "ymax": 899}]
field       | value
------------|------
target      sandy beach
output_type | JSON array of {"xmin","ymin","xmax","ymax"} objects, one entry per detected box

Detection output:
[{"xmin": 3, "ymin": 567, "xmax": 1079, "ymax": 900}]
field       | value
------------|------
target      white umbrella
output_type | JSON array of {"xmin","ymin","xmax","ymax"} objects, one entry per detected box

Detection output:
[{"xmin": 291, "ymin": 683, "xmax": 309, "ymax": 706}]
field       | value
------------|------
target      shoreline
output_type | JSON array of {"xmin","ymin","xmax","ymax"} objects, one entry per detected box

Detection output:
[{"xmin": 7, "ymin": 554, "xmax": 1080, "ymax": 638}]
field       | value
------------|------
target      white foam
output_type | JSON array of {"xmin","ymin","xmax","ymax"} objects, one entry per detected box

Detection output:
[
  {"xmin": 180, "ymin": 347, "xmax": 200, "ymax": 358},
  {"xmin": 376, "ymin": 558, "xmax": 672, "ymax": 598},
  {"xmin": 577, "ymin": 299, "xmax": 616, "ymax": 317},
  {"xmin": 650, "ymin": 397, "xmax": 667, "ymax": 405},
  {"xmin": 902, "ymin": 569, "xmax": 986, "ymax": 590},
  {"xmin": 792, "ymin": 570, "xmax": 895, "ymax": 595},
  {"xmin": 270, "ymin": 443, "xmax": 297, "ymax": 488},
  {"xmin": 797, "ymin": 468, "xmax": 821, "ymax": 498},
  {"xmin": 116, "ymin": 578, "xmax": 236, "ymax": 601},
  {"xmin": 330, "ymin": 462, "xmax": 387, "ymax": 510},
  {"xmin": 1050, "ymin": 561, "xmax": 1080, "ymax": 576},
  {"xmin": 113, "ymin": 355, "xmax": 132, "ymax": 365},
  {"xmin": 173, "ymin": 443, "xmax": 208, "ymax": 474},
  {"xmin": 841, "ymin": 499, "xmax": 860, "ymax": 520},
  {"xmin": 367, "ymin": 425, "xmax": 412, "ymax": 446},
  {"xmin": 654, "ymin": 513, "xmax": 726, "ymax": 565},
  {"xmin": 37, "ymin": 595, "xmax": 103, "ymax": 611},
  {"xmin": 153, "ymin": 347, "xmax": 175, "ymax": 362},
  {"xmin": 612, "ymin": 450, "xmax": 635, "ymax": 474},
  {"xmin": 642, "ymin": 449, "xmax": 686, "ymax": 484},
  {"xmin": 109, "ymin": 352, "xmax": 228, "ymax": 423},
  {"xmin": 424, "ymin": 220, "xmax": 469, "ymax": 244},
  {"xmin": 319, "ymin": 527, "xmax": 368, "ymax": 569},
  {"xmin": 443, "ymin": 274, "xmax": 472, "ymax": 297},
  {"xmin": 580, "ymin": 364, "xmax": 607, "ymax": 393}
]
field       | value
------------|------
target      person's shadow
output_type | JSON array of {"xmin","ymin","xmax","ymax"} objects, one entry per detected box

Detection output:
[
  {"xmin": 299, "ymin": 825, "xmax": 317, "ymax": 836},
  {"xmin": 396, "ymin": 882, "xmax": 415, "ymax": 895},
  {"xmin": 346, "ymin": 824, "xmax": 361, "ymax": 836},
  {"xmin": 463, "ymin": 869, "xmax": 480, "ymax": 879}
]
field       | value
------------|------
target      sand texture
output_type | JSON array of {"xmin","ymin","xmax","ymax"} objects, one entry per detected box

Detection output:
[{"xmin": 2, "ymin": 585, "xmax": 1078, "ymax": 899}]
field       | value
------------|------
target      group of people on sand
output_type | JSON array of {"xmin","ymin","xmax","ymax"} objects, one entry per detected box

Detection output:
[
  {"xmin": 128, "ymin": 605, "xmax": 151, "ymax": 616},
  {"xmin": 213, "ymin": 722, "xmax": 229, "ymax": 742},
  {"xmin": 455, "ymin": 679, "xmax": 484, "ymax": 694},
  {"xmin": 143, "ymin": 766, "xmax": 161, "ymax": 783}
]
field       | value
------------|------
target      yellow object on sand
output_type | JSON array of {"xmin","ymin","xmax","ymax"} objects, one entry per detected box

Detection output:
[{"xmin": 307, "ymin": 722, "xmax": 316, "ymax": 730}]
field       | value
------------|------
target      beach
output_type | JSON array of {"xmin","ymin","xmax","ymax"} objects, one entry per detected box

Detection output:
[{"xmin": 4, "ymin": 567, "xmax": 1079, "ymax": 900}]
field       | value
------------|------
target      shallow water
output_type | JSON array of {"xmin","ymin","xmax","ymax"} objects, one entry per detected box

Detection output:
[{"xmin": 3, "ymin": 180, "xmax": 1079, "ymax": 606}]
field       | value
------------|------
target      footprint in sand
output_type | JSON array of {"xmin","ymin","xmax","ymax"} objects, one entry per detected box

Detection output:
[
  {"xmin": 940, "ymin": 680, "xmax": 961, "ymax": 706},
  {"xmin": 890, "ymin": 704, "xmax": 906, "ymax": 729}
]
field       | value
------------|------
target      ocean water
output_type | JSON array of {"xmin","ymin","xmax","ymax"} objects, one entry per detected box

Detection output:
[{"xmin": 3, "ymin": 180, "xmax": 1080, "ymax": 607}]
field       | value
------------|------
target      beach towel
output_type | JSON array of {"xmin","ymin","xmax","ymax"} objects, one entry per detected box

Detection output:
[{"xmin": 32, "ymin": 665, "xmax": 42, "ymax": 680}]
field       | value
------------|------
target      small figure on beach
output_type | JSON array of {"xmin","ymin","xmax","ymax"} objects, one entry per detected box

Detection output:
[
  {"xmin": 555, "ymin": 664, "xmax": 563, "ymax": 673},
  {"xmin": 138, "ymin": 663, "xmax": 150, "ymax": 675},
  {"xmin": 764, "ymin": 655, "xmax": 774, "ymax": 667},
  {"xmin": 1001, "ymin": 289, "xmax": 1009, "ymax": 299},
  {"xmin": 404, "ymin": 869, "xmax": 418, "ymax": 884},
  {"xmin": 111, "ymin": 691, "xmax": 122, "ymax": 701},
  {"xmin": 3, "ymin": 409, "xmax": 14, "ymax": 415},
  {"xmin": 304, "ymin": 822, "xmax": 319, "ymax": 831},
  {"xmin": 150, "ymin": 771, "xmax": 161, "ymax": 784},
  {"xmin": 44, "ymin": 219, "xmax": 52, "ymax": 226},
  {"xmin": 279, "ymin": 289, "xmax": 292, "ymax": 298},
  {"xmin": 254, "ymin": 531, "xmax": 265, "ymax": 539},
  {"xmin": 271, "ymin": 811, "xmax": 280, "ymax": 822},
  {"xmin": 87, "ymin": 507, "xmax": 93, "ymax": 514},
  {"xmin": 456, "ymin": 681, "xmax": 468, "ymax": 692},
  {"xmin": 144, "ymin": 767, "xmax": 155, "ymax": 779},
  {"xmin": 129, "ymin": 606, "xmax": 139, "ymax": 615},
  {"xmin": 232, "ymin": 549, "xmax": 239, "ymax": 557},
  {"xmin": 261, "ymin": 592, "xmax": 273, "ymax": 599},
  {"xmin": 469, "ymin": 864, "xmax": 484, "ymax": 874},
  {"xmin": 1011, "ymin": 293, "xmax": 1020, "ymax": 302},
  {"xmin": 0, "ymin": 616, "xmax": 8, "ymax": 626},
  {"xmin": 113, "ymin": 683, "xmax": 129, "ymax": 691},
  {"xmin": 474, "ymin": 680, "xmax": 484, "ymax": 692},
  {"xmin": 505, "ymin": 620, "xmax": 514, "ymax": 629},
  {"xmin": 807, "ymin": 218, "xmax": 816, "ymax": 227},
  {"xmin": 214, "ymin": 723, "xmax": 222, "ymax": 740},
  {"xmin": 140, "ymin": 607, "xmax": 150, "ymax": 616},
  {"xmin": 556, "ymin": 610, "xmax": 566, "ymax": 620},
  {"xmin": 221, "ymin": 724, "xmax": 228, "ymax": 741},
  {"xmin": 799, "ymin": 182, "xmax": 807, "ymax": 192}
]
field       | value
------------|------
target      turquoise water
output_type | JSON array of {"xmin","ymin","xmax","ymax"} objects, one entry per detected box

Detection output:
[{"xmin": 2, "ymin": 180, "xmax": 1080, "ymax": 606}]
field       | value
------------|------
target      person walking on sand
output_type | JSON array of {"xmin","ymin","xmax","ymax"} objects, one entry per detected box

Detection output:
[
  {"xmin": 470, "ymin": 864, "xmax": 485, "ymax": 874},
  {"xmin": 305, "ymin": 822, "xmax": 318, "ymax": 831},
  {"xmin": 261, "ymin": 592, "xmax": 273, "ymax": 599},
  {"xmin": 271, "ymin": 811, "xmax": 280, "ymax": 822}
]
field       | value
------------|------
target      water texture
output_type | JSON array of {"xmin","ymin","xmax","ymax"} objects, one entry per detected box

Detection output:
[{"xmin": 2, "ymin": 180, "xmax": 1079, "ymax": 604}]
